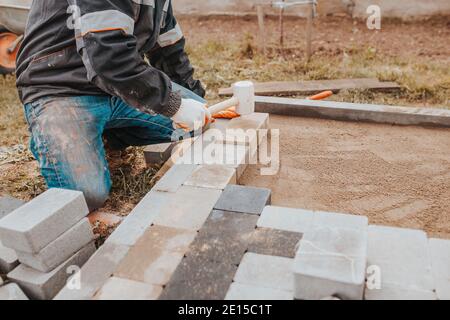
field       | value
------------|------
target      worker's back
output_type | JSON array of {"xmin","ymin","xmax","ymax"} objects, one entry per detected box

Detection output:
[{"xmin": 16, "ymin": 0, "xmax": 170, "ymax": 106}]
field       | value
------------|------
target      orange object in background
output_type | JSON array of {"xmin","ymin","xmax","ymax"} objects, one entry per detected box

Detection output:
[
  {"xmin": 308, "ymin": 90, "xmax": 333, "ymax": 100},
  {"xmin": 0, "ymin": 32, "xmax": 20, "ymax": 71}
]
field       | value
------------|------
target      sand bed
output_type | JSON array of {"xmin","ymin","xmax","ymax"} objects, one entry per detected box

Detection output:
[{"xmin": 240, "ymin": 115, "xmax": 450, "ymax": 239}]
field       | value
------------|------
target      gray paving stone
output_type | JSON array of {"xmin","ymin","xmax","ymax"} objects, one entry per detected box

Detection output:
[
  {"xmin": 0, "ymin": 241, "xmax": 18, "ymax": 274},
  {"xmin": 214, "ymin": 185, "xmax": 271, "ymax": 215},
  {"xmin": 16, "ymin": 218, "xmax": 94, "ymax": 272},
  {"xmin": 54, "ymin": 242, "xmax": 129, "ymax": 300},
  {"xmin": 0, "ymin": 195, "xmax": 25, "ymax": 219},
  {"xmin": 184, "ymin": 165, "xmax": 237, "ymax": 190},
  {"xmin": 94, "ymin": 277, "xmax": 163, "ymax": 300},
  {"xmin": 428, "ymin": 238, "xmax": 450, "ymax": 300},
  {"xmin": 313, "ymin": 211, "xmax": 368, "ymax": 231},
  {"xmin": 106, "ymin": 191, "xmax": 169, "ymax": 246},
  {"xmin": 144, "ymin": 142, "xmax": 177, "ymax": 167},
  {"xmin": 257, "ymin": 206, "xmax": 314, "ymax": 233},
  {"xmin": 153, "ymin": 164, "xmax": 198, "ymax": 193},
  {"xmin": 0, "ymin": 189, "xmax": 89, "ymax": 253},
  {"xmin": 293, "ymin": 226, "xmax": 367, "ymax": 300},
  {"xmin": 186, "ymin": 210, "xmax": 257, "ymax": 265},
  {"xmin": 114, "ymin": 225, "xmax": 196, "ymax": 286},
  {"xmin": 153, "ymin": 186, "xmax": 222, "ymax": 231},
  {"xmin": 160, "ymin": 255, "xmax": 237, "ymax": 300},
  {"xmin": 367, "ymin": 225, "xmax": 435, "ymax": 296},
  {"xmin": 233, "ymin": 253, "xmax": 294, "ymax": 292},
  {"xmin": 0, "ymin": 283, "xmax": 29, "ymax": 300},
  {"xmin": 8, "ymin": 242, "xmax": 95, "ymax": 300},
  {"xmin": 225, "ymin": 283, "xmax": 293, "ymax": 300},
  {"xmin": 248, "ymin": 228, "xmax": 302, "ymax": 259},
  {"xmin": 364, "ymin": 285, "xmax": 436, "ymax": 300}
]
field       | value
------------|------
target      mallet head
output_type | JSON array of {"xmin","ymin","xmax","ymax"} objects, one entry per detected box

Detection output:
[{"xmin": 233, "ymin": 81, "xmax": 255, "ymax": 115}]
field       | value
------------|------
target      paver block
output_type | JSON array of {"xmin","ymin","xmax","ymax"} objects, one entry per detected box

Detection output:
[
  {"xmin": 225, "ymin": 283, "xmax": 293, "ymax": 300},
  {"xmin": 0, "ymin": 241, "xmax": 18, "ymax": 274},
  {"xmin": 188, "ymin": 210, "xmax": 258, "ymax": 265},
  {"xmin": 0, "ymin": 283, "xmax": 29, "ymax": 300},
  {"xmin": 16, "ymin": 218, "xmax": 94, "ymax": 272},
  {"xmin": 214, "ymin": 185, "xmax": 271, "ymax": 215},
  {"xmin": 54, "ymin": 243, "xmax": 129, "ymax": 300},
  {"xmin": 367, "ymin": 225, "xmax": 434, "ymax": 295},
  {"xmin": 153, "ymin": 164, "xmax": 198, "ymax": 193},
  {"xmin": 114, "ymin": 225, "xmax": 196, "ymax": 286},
  {"xmin": 248, "ymin": 228, "xmax": 302, "ymax": 259},
  {"xmin": 8, "ymin": 242, "xmax": 95, "ymax": 300},
  {"xmin": 0, "ymin": 195, "xmax": 25, "ymax": 219},
  {"xmin": 293, "ymin": 226, "xmax": 367, "ymax": 300},
  {"xmin": 153, "ymin": 186, "xmax": 222, "ymax": 231},
  {"xmin": 257, "ymin": 206, "xmax": 314, "ymax": 233},
  {"xmin": 94, "ymin": 277, "xmax": 163, "ymax": 300},
  {"xmin": 313, "ymin": 211, "xmax": 368, "ymax": 231},
  {"xmin": 364, "ymin": 285, "xmax": 436, "ymax": 300},
  {"xmin": 106, "ymin": 191, "xmax": 169, "ymax": 246},
  {"xmin": 429, "ymin": 238, "xmax": 450, "ymax": 300},
  {"xmin": 184, "ymin": 165, "xmax": 237, "ymax": 190},
  {"xmin": 0, "ymin": 189, "xmax": 89, "ymax": 253},
  {"xmin": 257, "ymin": 206, "xmax": 368, "ymax": 234},
  {"xmin": 233, "ymin": 253, "xmax": 294, "ymax": 292},
  {"xmin": 227, "ymin": 113, "xmax": 269, "ymax": 131},
  {"xmin": 144, "ymin": 142, "xmax": 177, "ymax": 167},
  {"xmin": 160, "ymin": 255, "xmax": 237, "ymax": 300}
]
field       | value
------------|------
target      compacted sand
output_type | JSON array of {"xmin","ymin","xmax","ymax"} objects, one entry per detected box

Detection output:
[{"xmin": 240, "ymin": 115, "xmax": 450, "ymax": 239}]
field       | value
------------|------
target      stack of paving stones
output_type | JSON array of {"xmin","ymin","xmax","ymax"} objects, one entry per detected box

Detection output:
[
  {"xmin": 0, "ymin": 196, "xmax": 28, "ymax": 300},
  {"xmin": 0, "ymin": 189, "xmax": 95, "ymax": 300}
]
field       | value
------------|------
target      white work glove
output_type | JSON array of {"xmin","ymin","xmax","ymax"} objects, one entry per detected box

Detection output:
[{"xmin": 171, "ymin": 98, "xmax": 212, "ymax": 131}]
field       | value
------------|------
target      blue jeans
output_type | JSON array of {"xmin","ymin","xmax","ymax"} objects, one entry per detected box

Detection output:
[{"xmin": 24, "ymin": 83, "xmax": 205, "ymax": 211}]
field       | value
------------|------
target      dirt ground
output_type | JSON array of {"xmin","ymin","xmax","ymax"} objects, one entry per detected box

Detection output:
[
  {"xmin": 240, "ymin": 115, "xmax": 450, "ymax": 239},
  {"xmin": 182, "ymin": 15, "xmax": 450, "ymax": 59}
]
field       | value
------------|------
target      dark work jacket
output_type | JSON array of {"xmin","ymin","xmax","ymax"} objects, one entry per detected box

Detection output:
[{"xmin": 16, "ymin": 0, "xmax": 205, "ymax": 117}]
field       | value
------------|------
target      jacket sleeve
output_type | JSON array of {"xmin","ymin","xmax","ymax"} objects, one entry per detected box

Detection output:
[
  {"xmin": 68, "ymin": 0, "xmax": 181, "ymax": 117},
  {"xmin": 148, "ymin": 0, "xmax": 206, "ymax": 98}
]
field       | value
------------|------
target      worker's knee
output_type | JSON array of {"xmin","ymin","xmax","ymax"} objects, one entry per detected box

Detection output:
[{"xmin": 82, "ymin": 185, "xmax": 110, "ymax": 212}]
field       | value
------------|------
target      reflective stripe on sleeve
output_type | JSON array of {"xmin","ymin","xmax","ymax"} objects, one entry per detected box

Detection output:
[
  {"xmin": 80, "ymin": 10, "xmax": 135, "ymax": 36},
  {"xmin": 132, "ymin": 0, "xmax": 155, "ymax": 6},
  {"xmin": 157, "ymin": 23, "xmax": 183, "ymax": 47}
]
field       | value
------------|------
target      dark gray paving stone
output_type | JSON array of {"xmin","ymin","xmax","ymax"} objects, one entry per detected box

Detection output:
[
  {"xmin": 213, "ymin": 185, "xmax": 271, "ymax": 215},
  {"xmin": 187, "ymin": 210, "xmax": 257, "ymax": 265},
  {"xmin": 0, "ymin": 196, "xmax": 25, "ymax": 219},
  {"xmin": 160, "ymin": 255, "xmax": 237, "ymax": 300},
  {"xmin": 248, "ymin": 228, "xmax": 303, "ymax": 258}
]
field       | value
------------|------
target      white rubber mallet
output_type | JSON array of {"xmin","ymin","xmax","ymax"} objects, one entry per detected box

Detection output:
[{"xmin": 208, "ymin": 81, "xmax": 255, "ymax": 116}]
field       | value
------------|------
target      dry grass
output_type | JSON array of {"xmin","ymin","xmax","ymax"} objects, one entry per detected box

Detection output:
[
  {"xmin": 187, "ymin": 38, "xmax": 450, "ymax": 107},
  {"xmin": 0, "ymin": 17, "xmax": 449, "ymax": 212}
]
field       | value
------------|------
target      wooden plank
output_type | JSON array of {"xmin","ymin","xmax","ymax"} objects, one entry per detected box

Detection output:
[
  {"xmin": 255, "ymin": 96, "xmax": 450, "ymax": 128},
  {"xmin": 219, "ymin": 78, "xmax": 401, "ymax": 97}
]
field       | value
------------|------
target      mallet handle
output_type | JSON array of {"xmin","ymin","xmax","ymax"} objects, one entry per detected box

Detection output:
[{"xmin": 208, "ymin": 97, "xmax": 239, "ymax": 115}]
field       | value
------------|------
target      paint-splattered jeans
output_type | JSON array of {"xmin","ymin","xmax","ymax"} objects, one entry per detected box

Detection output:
[{"xmin": 24, "ymin": 83, "xmax": 205, "ymax": 211}]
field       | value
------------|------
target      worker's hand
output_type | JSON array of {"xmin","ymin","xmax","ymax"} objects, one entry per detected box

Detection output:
[{"xmin": 171, "ymin": 98, "xmax": 212, "ymax": 131}]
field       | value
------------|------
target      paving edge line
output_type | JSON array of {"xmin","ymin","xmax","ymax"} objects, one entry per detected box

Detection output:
[{"xmin": 255, "ymin": 96, "xmax": 450, "ymax": 128}]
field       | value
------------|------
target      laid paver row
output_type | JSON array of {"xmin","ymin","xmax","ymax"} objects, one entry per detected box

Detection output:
[
  {"xmin": 159, "ymin": 185, "xmax": 272, "ymax": 300},
  {"xmin": 55, "ymin": 113, "xmax": 270, "ymax": 300}
]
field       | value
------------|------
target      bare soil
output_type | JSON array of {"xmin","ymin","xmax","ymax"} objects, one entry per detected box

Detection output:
[
  {"xmin": 181, "ymin": 15, "xmax": 450, "ymax": 59},
  {"xmin": 240, "ymin": 115, "xmax": 450, "ymax": 239}
]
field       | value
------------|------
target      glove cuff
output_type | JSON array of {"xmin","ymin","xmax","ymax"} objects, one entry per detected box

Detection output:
[{"xmin": 162, "ymin": 91, "xmax": 182, "ymax": 118}]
